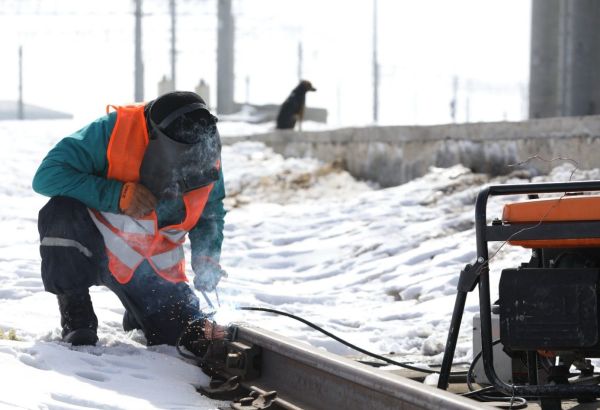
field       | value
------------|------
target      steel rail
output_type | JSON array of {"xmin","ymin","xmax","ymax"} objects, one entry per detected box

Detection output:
[{"xmin": 231, "ymin": 325, "xmax": 493, "ymax": 410}]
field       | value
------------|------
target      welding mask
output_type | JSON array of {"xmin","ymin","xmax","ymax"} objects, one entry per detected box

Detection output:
[{"xmin": 140, "ymin": 92, "xmax": 221, "ymax": 199}]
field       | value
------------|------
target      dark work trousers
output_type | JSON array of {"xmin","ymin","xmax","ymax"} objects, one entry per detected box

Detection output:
[{"xmin": 38, "ymin": 196, "xmax": 203, "ymax": 346}]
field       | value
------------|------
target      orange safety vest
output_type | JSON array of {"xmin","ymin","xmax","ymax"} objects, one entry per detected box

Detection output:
[{"xmin": 88, "ymin": 104, "xmax": 214, "ymax": 284}]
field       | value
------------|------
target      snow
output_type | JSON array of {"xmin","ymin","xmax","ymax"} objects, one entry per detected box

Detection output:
[{"xmin": 0, "ymin": 118, "xmax": 595, "ymax": 409}]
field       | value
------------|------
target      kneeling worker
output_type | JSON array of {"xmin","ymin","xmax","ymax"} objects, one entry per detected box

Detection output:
[{"xmin": 32, "ymin": 91, "xmax": 227, "ymax": 352}]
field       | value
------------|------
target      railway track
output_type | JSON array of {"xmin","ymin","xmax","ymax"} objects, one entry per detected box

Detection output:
[{"xmin": 200, "ymin": 325, "xmax": 493, "ymax": 410}]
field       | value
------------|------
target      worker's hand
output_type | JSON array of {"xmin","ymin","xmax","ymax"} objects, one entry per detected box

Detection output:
[
  {"xmin": 202, "ymin": 319, "xmax": 228, "ymax": 340},
  {"xmin": 119, "ymin": 182, "xmax": 157, "ymax": 218},
  {"xmin": 193, "ymin": 256, "xmax": 227, "ymax": 292}
]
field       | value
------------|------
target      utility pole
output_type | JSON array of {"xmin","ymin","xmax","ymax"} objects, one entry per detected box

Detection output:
[
  {"xmin": 245, "ymin": 75, "xmax": 250, "ymax": 104},
  {"xmin": 450, "ymin": 76, "xmax": 458, "ymax": 122},
  {"xmin": 372, "ymin": 0, "xmax": 379, "ymax": 123},
  {"xmin": 18, "ymin": 46, "xmax": 24, "ymax": 120},
  {"xmin": 297, "ymin": 41, "xmax": 303, "ymax": 81},
  {"xmin": 134, "ymin": 0, "xmax": 144, "ymax": 102},
  {"xmin": 217, "ymin": 0, "xmax": 235, "ymax": 114},
  {"xmin": 170, "ymin": 0, "xmax": 176, "ymax": 90},
  {"xmin": 336, "ymin": 83, "xmax": 342, "ymax": 125}
]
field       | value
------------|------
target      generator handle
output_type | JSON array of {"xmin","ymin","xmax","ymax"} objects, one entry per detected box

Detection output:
[
  {"xmin": 486, "ymin": 180, "xmax": 600, "ymax": 196},
  {"xmin": 473, "ymin": 180, "xmax": 600, "ymax": 398}
]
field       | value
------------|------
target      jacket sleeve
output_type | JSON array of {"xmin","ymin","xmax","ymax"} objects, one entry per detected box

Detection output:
[
  {"xmin": 32, "ymin": 112, "xmax": 123, "ymax": 213},
  {"xmin": 189, "ymin": 166, "xmax": 226, "ymax": 265}
]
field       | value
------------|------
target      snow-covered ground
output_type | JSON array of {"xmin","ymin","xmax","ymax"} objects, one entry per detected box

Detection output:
[{"xmin": 0, "ymin": 119, "xmax": 595, "ymax": 409}]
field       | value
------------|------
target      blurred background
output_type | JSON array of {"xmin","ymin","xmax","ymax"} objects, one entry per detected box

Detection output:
[{"xmin": 0, "ymin": 0, "xmax": 551, "ymax": 127}]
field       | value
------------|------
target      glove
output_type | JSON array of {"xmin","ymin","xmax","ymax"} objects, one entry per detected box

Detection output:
[
  {"xmin": 193, "ymin": 256, "xmax": 227, "ymax": 292},
  {"xmin": 201, "ymin": 318, "xmax": 228, "ymax": 340},
  {"xmin": 119, "ymin": 182, "xmax": 157, "ymax": 218}
]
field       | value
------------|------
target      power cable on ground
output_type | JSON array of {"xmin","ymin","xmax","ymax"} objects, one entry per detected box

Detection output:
[{"xmin": 239, "ymin": 306, "xmax": 467, "ymax": 376}]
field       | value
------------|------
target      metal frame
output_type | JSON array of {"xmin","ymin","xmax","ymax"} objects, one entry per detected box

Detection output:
[{"xmin": 438, "ymin": 180, "xmax": 600, "ymax": 398}]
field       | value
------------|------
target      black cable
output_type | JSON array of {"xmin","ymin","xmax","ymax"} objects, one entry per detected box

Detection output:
[
  {"xmin": 466, "ymin": 340, "xmax": 496, "ymax": 392},
  {"xmin": 176, "ymin": 339, "xmax": 200, "ymax": 361},
  {"xmin": 465, "ymin": 339, "xmax": 528, "ymax": 409},
  {"xmin": 175, "ymin": 318, "xmax": 205, "ymax": 363},
  {"xmin": 460, "ymin": 385, "xmax": 496, "ymax": 397},
  {"xmin": 239, "ymin": 306, "xmax": 467, "ymax": 376}
]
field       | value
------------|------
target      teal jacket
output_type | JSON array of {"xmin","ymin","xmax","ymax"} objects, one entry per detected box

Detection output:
[{"xmin": 32, "ymin": 112, "xmax": 226, "ymax": 264}]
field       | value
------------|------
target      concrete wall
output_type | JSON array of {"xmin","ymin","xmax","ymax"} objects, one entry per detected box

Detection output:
[{"xmin": 223, "ymin": 115, "xmax": 600, "ymax": 187}]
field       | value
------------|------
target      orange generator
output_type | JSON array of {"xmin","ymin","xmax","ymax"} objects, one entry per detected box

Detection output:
[{"xmin": 438, "ymin": 181, "xmax": 600, "ymax": 409}]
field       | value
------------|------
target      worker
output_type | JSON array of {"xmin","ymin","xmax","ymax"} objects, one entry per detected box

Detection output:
[{"xmin": 32, "ymin": 91, "xmax": 227, "ymax": 353}]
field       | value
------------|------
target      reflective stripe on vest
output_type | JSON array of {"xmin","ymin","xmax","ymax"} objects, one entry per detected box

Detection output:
[
  {"xmin": 161, "ymin": 228, "xmax": 188, "ymax": 243},
  {"xmin": 151, "ymin": 246, "xmax": 185, "ymax": 270},
  {"xmin": 89, "ymin": 209, "xmax": 188, "ymax": 284},
  {"xmin": 102, "ymin": 212, "xmax": 155, "ymax": 235},
  {"xmin": 88, "ymin": 210, "xmax": 144, "ymax": 271},
  {"xmin": 93, "ymin": 104, "xmax": 213, "ymax": 284}
]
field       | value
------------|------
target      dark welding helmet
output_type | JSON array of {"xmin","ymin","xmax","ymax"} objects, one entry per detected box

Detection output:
[{"xmin": 140, "ymin": 91, "xmax": 221, "ymax": 199}]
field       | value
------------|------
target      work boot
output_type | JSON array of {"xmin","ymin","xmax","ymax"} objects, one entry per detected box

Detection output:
[{"xmin": 57, "ymin": 290, "xmax": 98, "ymax": 346}]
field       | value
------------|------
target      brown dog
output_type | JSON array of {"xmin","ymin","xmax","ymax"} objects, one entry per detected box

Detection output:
[{"xmin": 276, "ymin": 80, "xmax": 316, "ymax": 131}]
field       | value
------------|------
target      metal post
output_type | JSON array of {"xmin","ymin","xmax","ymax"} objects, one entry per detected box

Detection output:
[
  {"xmin": 530, "ymin": 0, "xmax": 600, "ymax": 118},
  {"xmin": 170, "ymin": 0, "xmax": 176, "ymax": 90},
  {"xmin": 217, "ymin": 0, "xmax": 235, "ymax": 114},
  {"xmin": 529, "ymin": 0, "xmax": 560, "ymax": 118},
  {"xmin": 18, "ymin": 45, "xmax": 24, "ymax": 120},
  {"xmin": 438, "ymin": 261, "xmax": 482, "ymax": 390},
  {"xmin": 437, "ymin": 289, "xmax": 468, "ymax": 390},
  {"xmin": 450, "ymin": 76, "xmax": 458, "ymax": 122},
  {"xmin": 134, "ymin": 0, "xmax": 144, "ymax": 102},
  {"xmin": 561, "ymin": 0, "xmax": 600, "ymax": 116},
  {"xmin": 372, "ymin": 0, "xmax": 379, "ymax": 123},
  {"xmin": 297, "ymin": 41, "xmax": 303, "ymax": 82}
]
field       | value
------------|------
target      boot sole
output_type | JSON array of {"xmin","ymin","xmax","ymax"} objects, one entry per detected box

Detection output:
[{"xmin": 64, "ymin": 328, "xmax": 98, "ymax": 346}]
